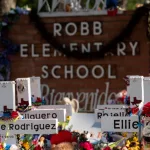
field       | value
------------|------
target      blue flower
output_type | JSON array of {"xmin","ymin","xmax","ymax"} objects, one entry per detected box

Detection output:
[
  {"xmin": 16, "ymin": 6, "xmax": 30, "ymax": 15},
  {"xmin": 106, "ymin": 0, "xmax": 118, "ymax": 9}
]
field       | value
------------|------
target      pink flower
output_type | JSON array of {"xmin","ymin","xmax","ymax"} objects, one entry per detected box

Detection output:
[{"xmin": 32, "ymin": 139, "xmax": 38, "ymax": 145}]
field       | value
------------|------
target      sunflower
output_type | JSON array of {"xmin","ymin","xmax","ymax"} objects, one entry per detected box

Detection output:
[{"xmin": 122, "ymin": 132, "xmax": 127, "ymax": 137}]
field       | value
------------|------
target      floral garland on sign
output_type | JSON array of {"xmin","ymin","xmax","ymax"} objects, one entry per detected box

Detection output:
[{"xmin": 0, "ymin": 7, "xmax": 29, "ymax": 81}]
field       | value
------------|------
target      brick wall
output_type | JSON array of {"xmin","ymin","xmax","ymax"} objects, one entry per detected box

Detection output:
[{"xmin": 4, "ymin": 11, "xmax": 150, "ymax": 111}]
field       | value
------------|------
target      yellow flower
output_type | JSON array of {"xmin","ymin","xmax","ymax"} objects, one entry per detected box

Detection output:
[
  {"xmin": 126, "ymin": 140, "xmax": 130, "ymax": 147},
  {"xmin": 128, "ymin": 147, "xmax": 139, "ymax": 150},
  {"xmin": 132, "ymin": 136, "xmax": 139, "ymax": 146},
  {"xmin": 66, "ymin": 116, "xmax": 71, "ymax": 121},
  {"xmin": 133, "ymin": 137, "xmax": 138, "ymax": 142},
  {"xmin": 22, "ymin": 142, "xmax": 30, "ymax": 150},
  {"xmin": 122, "ymin": 132, "xmax": 127, "ymax": 137}
]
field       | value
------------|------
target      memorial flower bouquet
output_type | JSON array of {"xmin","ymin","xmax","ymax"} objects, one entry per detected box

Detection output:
[
  {"xmin": 79, "ymin": 141, "xmax": 94, "ymax": 150},
  {"xmin": 77, "ymin": 132, "xmax": 94, "ymax": 150},
  {"xmin": 58, "ymin": 116, "xmax": 71, "ymax": 130},
  {"xmin": 50, "ymin": 130, "xmax": 77, "ymax": 150},
  {"xmin": 142, "ymin": 102, "xmax": 150, "ymax": 116},
  {"xmin": 124, "ymin": 134, "xmax": 140, "ymax": 150}
]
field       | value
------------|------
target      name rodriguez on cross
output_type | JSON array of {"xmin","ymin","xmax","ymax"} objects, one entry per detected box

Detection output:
[{"xmin": 0, "ymin": 123, "xmax": 56, "ymax": 132}]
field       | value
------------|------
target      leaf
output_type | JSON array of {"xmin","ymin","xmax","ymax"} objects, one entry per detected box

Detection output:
[{"xmin": 109, "ymin": 138, "xmax": 124, "ymax": 148}]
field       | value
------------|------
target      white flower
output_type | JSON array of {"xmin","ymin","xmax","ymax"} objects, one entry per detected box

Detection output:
[
  {"xmin": 9, "ymin": 10, "xmax": 15, "ymax": 14},
  {"xmin": 2, "ymin": 22, "xmax": 7, "ymax": 26},
  {"xmin": 10, "ymin": 145, "xmax": 19, "ymax": 150}
]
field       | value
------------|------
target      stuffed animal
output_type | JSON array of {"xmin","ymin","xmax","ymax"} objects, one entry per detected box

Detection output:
[
  {"xmin": 50, "ymin": 130, "xmax": 77, "ymax": 150},
  {"xmin": 79, "ymin": 132, "xmax": 94, "ymax": 150},
  {"xmin": 51, "ymin": 142, "xmax": 76, "ymax": 150},
  {"xmin": 57, "ymin": 97, "xmax": 79, "ymax": 113}
]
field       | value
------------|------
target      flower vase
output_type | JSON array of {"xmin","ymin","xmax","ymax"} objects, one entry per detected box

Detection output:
[{"xmin": 107, "ymin": 8, "xmax": 118, "ymax": 16}]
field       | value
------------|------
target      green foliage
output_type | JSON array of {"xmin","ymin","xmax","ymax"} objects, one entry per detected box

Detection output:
[
  {"xmin": 17, "ymin": 0, "xmax": 38, "ymax": 9},
  {"xmin": 127, "ymin": 0, "xmax": 145, "ymax": 10}
]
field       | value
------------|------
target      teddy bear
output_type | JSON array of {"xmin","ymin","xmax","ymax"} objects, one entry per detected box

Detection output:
[
  {"xmin": 50, "ymin": 130, "xmax": 77, "ymax": 150},
  {"xmin": 51, "ymin": 142, "xmax": 76, "ymax": 150},
  {"xmin": 57, "ymin": 97, "xmax": 79, "ymax": 113}
]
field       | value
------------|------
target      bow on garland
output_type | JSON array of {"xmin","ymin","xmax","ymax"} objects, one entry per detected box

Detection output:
[{"xmin": 0, "ymin": 7, "xmax": 29, "ymax": 81}]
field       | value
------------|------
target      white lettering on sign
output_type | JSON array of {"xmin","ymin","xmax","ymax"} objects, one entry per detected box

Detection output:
[
  {"xmin": 41, "ymin": 64, "xmax": 116, "ymax": 79},
  {"xmin": 43, "ymin": 44, "xmax": 51, "ymax": 57},
  {"xmin": 101, "ymin": 116, "xmax": 139, "ymax": 132},
  {"xmin": 53, "ymin": 22, "xmax": 102, "ymax": 37},
  {"xmin": 41, "ymin": 82, "xmax": 117, "ymax": 111},
  {"xmin": 21, "ymin": 109, "xmax": 66, "ymax": 122},
  {"xmin": 0, "ymin": 119, "xmax": 58, "ymax": 134},
  {"xmin": 95, "ymin": 109, "xmax": 127, "ymax": 122},
  {"xmin": 81, "ymin": 22, "xmax": 89, "ymax": 36},
  {"xmin": 97, "ymin": 105, "xmax": 128, "ymax": 110},
  {"xmin": 37, "ymin": 105, "xmax": 72, "ymax": 116},
  {"xmin": 20, "ymin": 42, "xmax": 139, "ymax": 57}
]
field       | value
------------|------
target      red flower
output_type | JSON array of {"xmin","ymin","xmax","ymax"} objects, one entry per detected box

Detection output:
[
  {"xmin": 79, "ymin": 142, "xmax": 93, "ymax": 150},
  {"xmin": 131, "ymin": 107, "xmax": 139, "ymax": 114},
  {"xmin": 142, "ymin": 102, "xmax": 150, "ymax": 116},
  {"xmin": 34, "ymin": 145, "xmax": 43, "ymax": 150},
  {"xmin": 36, "ymin": 97, "xmax": 42, "ymax": 103},
  {"xmin": 50, "ymin": 130, "xmax": 77, "ymax": 145},
  {"xmin": 107, "ymin": 8, "xmax": 118, "ymax": 16},
  {"xmin": 32, "ymin": 139, "xmax": 38, "ymax": 145},
  {"xmin": 103, "ymin": 146, "xmax": 111, "ymax": 150},
  {"xmin": 116, "ymin": 90, "xmax": 127, "ymax": 103},
  {"xmin": 11, "ymin": 111, "xmax": 19, "ymax": 119}
]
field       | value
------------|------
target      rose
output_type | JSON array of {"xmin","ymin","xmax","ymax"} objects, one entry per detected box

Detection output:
[
  {"xmin": 142, "ymin": 102, "xmax": 150, "ymax": 117},
  {"xmin": 79, "ymin": 142, "xmax": 93, "ymax": 150}
]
